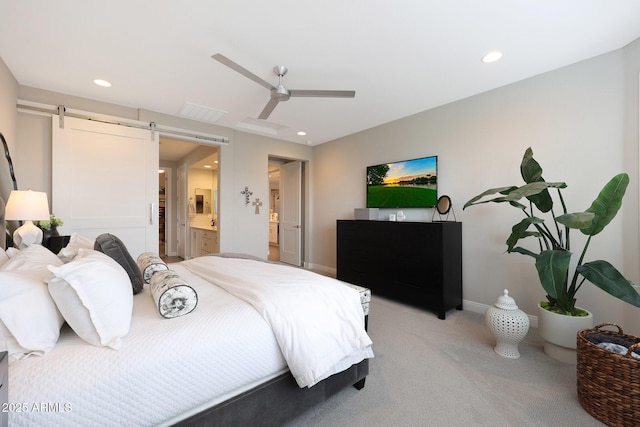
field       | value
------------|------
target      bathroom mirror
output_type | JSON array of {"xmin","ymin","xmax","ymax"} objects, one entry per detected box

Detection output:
[{"xmin": 195, "ymin": 188, "xmax": 212, "ymax": 214}]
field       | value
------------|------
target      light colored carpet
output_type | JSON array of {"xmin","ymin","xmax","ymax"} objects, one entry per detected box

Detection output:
[{"xmin": 286, "ymin": 296, "xmax": 605, "ymax": 426}]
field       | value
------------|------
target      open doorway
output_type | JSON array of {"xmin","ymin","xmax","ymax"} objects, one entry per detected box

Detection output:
[
  {"xmin": 268, "ymin": 161, "xmax": 282, "ymax": 262},
  {"xmin": 160, "ymin": 136, "xmax": 219, "ymax": 262},
  {"xmin": 158, "ymin": 168, "xmax": 169, "ymax": 256},
  {"xmin": 268, "ymin": 157, "xmax": 304, "ymax": 266}
]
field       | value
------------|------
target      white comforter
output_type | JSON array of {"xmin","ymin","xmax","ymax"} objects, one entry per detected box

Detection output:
[
  {"xmin": 9, "ymin": 263, "xmax": 288, "ymax": 427},
  {"xmin": 182, "ymin": 256, "xmax": 374, "ymax": 387},
  {"xmin": 8, "ymin": 256, "xmax": 372, "ymax": 426}
]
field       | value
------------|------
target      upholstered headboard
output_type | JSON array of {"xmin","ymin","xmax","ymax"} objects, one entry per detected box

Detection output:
[
  {"xmin": 0, "ymin": 196, "xmax": 5, "ymax": 250},
  {"xmin": 1, "ymin": 132, "xmax": 18, "ymax": 250}
]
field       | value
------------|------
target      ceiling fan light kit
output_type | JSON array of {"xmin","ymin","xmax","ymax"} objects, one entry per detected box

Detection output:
[{"xmin": 212, "ymin": 53, "xmax": 355, "ymax": 120}]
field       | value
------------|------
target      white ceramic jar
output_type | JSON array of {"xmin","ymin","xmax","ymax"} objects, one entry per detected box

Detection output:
[{"xmin": 485, "ymin": 289, "xmax": 530, "ymax": 359}]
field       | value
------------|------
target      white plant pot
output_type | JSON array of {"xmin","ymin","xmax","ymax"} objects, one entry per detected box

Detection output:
[{"xmin": 537, "ymin": 303, "xmax": 593, "ymax": 364}]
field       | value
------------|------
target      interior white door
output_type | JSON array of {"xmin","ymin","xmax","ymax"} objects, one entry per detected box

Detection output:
[
  {"xmin": 279, "ymin": 161, "xmax": 302, "ymax": 266},
  {"xmin": 177, "ymin": 164, "xmax": 187, "ymax": 258},
  {"xmin": 52, "ymin": 115, "xmax": 158, "ymax": 259}
]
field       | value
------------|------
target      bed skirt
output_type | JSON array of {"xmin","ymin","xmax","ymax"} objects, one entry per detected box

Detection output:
[{"xmin": 174, "ymin": 359, "xmax": 368, "ymax": 426}]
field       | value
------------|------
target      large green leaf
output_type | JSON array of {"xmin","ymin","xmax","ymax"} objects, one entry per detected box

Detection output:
[
  {"xmin": 506, "ymin": 217, "xmax": 543, "ymax": 252},
  {"xmin": 581, "ymin": 173, "xmax": 629, "ymax": 236},
  {"xmin": 528, "ymin": 189, "xmax": 553, "ymax": 213},
  {"xmin": 520, "ymin": 147, "xmax": 553, "ymax": 212},
  {"xmin": 577, "ymin": 260, "xmax": 640, "ymax": 307},
  {"xmin": 520, "ymin": 148, "xmax": 543, "ymax": 182},
  {"xmin": 509, "ymin": 246, "xmax": 539, "ymax": 258},
  {"xmin": 555, "ymin": 212, "xmax": 595, "ymax": 229},
  {"xmin": 503, "ymin": 182, "xmax": 567, "ymax": 202},
  {"xmin": 535, "ymin": 249, "xmax": 571, "ymax": 300},
  {"xmin": 508, "ymin": 200, "xmax": 528, "ymax": 210},
  {"xmin": 463, "ymin": 186, "xmax": 517, "ymax": 209}
]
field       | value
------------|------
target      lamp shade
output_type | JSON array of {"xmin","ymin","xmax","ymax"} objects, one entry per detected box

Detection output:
[{"xmin": 5, "ymin": 190, "xmax": 50, "ymax": 221}]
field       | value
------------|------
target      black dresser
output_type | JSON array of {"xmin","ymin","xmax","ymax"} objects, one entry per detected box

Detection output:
[{"xmin": 336, "ymin": 220, "xmax": 462, "ymax": 319}]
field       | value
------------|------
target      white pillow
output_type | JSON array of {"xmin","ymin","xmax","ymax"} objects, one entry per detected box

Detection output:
[
  {"xmin": 47, "ymin": 249, "xmax": 133, "ymax": 349},
  {"xmin": 1, "ymin": 244, "xmax": 62, "ymax": 272},
  {"xmin": 0, "ymin": 270, "xmax": 65, "ymax": 363},
  {"xmin": 0, "ymin": 245, "xmax": 65, "ymax": 363},
  {"xmin": 5, "ymin": 247, "xmax": 19, "ymax": 259},
  {"xmin": 0, "ymin": 247, "xmax": 8, "ymax": 268},
  {"xmin": 57, "ymin": 233, "xmax": 95, "ymax": 263}
]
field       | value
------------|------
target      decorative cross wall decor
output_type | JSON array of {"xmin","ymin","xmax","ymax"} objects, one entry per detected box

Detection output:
[
  {"xmin": 240, "ymin": 186, "xmax": 253, "ymax": 206},
  {"xmin": 252, "ymin": 198, "xmax": 263, "ymax": 214}
]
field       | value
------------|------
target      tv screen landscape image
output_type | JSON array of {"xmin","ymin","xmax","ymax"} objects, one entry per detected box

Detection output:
[{"xmin": 366, "ymin": 155, "xmax": 437, "ymax": 208}]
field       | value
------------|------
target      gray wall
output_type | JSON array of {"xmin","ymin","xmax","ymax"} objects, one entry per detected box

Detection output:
[{"xmin": 312, "ymin": 41, "xmax": 640, "ymax": 334}]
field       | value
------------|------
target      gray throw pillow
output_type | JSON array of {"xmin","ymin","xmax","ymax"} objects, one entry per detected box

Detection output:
[{"xmin": 94, "ymin": 233, "xmax": 144, "ymax": 294}]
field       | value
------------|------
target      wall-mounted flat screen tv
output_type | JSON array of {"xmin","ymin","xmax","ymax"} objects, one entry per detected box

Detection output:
[{"xmin": 366, "ymin": 155, "xmax": 437, "ymax": 208}]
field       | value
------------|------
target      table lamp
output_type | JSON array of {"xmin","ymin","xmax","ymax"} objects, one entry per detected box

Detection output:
[{"xmin": 5, "ymin": 189, "xmax": 50, "ymax": 249}]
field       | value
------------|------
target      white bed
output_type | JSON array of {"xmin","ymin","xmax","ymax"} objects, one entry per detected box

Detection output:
[
  {"xmin": 0, "ymin": 133, "xmax": 372, "ymax": 426},
  {"xmin": 2, "ymin": 244, "xmax": 372, "ymax": 426},
  {"xmin": 8, "ymin": 260, "xmax": 282, "ymax": 426}
]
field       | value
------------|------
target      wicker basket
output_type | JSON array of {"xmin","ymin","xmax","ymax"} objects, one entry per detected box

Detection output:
[{"xmin": 576, "ymin": 323, "xmax": 640, "ymax": 427}]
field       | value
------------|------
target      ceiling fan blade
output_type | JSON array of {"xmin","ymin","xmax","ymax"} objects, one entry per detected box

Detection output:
[
  {"xmin": 212, "ymin": 53, "xmax": 275, "ymax": 91},
  {"xmin": 258, "ymin": 98, "xmax": 280, "ymax": 120},
  {"xmin": 289, "ymin": 89, "xmax": 356, "ymax": 98}
]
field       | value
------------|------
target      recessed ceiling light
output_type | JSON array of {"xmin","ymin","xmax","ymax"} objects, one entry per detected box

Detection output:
[
  {"xmin": 481, "ymin": 51, "xmax": 503, "ymax": 63},
  {"xmin": 158, "ymin": 169, "xmax": 165, "ymax": 173},
  {"xmin": 93, "ymin": 79, "xmax": 111, "ymax": 87},
  {"xmin": 204, "ymin": 164, "xmax": 212, "ymax": 168},
  {"xmin": 297, "ymin": 131, "xmax": 307, "ymax": 136}
]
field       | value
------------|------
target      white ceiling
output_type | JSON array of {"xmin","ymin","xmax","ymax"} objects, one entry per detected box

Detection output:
[{"xmin": 2, "ymin": 1, "xmax": 640, "ymax": 146}]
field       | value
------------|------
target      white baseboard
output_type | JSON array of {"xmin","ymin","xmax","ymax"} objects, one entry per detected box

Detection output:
[
  {"xmin": 306, "ymin": 264, "xmax": 539, "ymax": 327},
  {"xmin": 463, "ymin": 299, "xmax": 538, "ymax": 328}
]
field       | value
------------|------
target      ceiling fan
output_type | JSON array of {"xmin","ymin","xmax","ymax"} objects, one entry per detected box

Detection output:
[{"xmin": 212, "ymin": 53, "xmax": 356, "ymax": 120}]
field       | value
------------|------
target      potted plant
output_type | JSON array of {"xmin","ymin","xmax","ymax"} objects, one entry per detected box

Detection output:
[
  {"xmin": 34, "ymin": 214, "xmax": 64, "ymax": 240},
  {"xmin": 464, "ymin": 148, "xmax": 640, "ymax": 361}
]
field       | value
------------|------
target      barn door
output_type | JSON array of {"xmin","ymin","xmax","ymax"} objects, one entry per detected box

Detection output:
[{"xmin": 52, "ymin": 115, "xmax": 159, "ymax": 259}]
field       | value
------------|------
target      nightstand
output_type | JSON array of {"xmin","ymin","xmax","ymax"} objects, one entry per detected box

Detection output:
[{"xmin": 43, "ymin": 235, "xmax": 71, "ymax": 254}]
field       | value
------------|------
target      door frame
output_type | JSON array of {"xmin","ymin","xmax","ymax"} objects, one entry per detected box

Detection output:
[
  {"xmin": 268, "ymin": 156, "xmax": 305, "ymax": 266},
  {"xmin": 160, "ymin": 166, "xmax": 175, "ymax": 256},
  {"xmin": 177, "ymin": 164, "xmax": 187, "ymax": 259}
]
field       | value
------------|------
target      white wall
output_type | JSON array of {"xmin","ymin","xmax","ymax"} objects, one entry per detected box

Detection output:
[
  {"xmin": 3, "ymin": 38, "xmax": 640, "ymax": 333},
  {"xmin": 9, "ymin": 86, "xmax": 313, "ymax": 261},
  {"xmin": 227, "ymin": 131, "xmax": 312, "ymax": 259},
  {"xmin": 621, "ymin": 37, "xmax": 640, "ymax": 333},
  {"xmin": 312, "ymin": 45, "xmax": 640, "ymax": 334}
]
